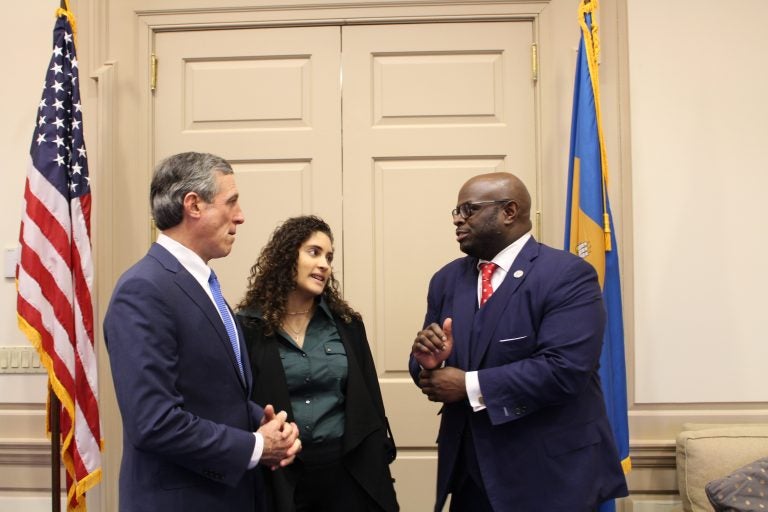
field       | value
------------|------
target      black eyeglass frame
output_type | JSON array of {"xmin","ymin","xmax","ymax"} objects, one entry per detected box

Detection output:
[{"xmin": 451, "ymin": 199, "xmax": 512, "ymax": 219}]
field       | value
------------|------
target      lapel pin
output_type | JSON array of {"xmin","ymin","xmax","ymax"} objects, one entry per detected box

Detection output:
[{"xmin": 513, "ymin": 270, "xmax": 524, "ymax": 278}]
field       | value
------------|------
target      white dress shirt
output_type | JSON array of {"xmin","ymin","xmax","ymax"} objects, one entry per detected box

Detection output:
[{"xmin": 466, "ymin": 233, "xmax": 532, "ymax": 412}]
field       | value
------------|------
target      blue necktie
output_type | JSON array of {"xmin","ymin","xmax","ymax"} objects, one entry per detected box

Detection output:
[{"xmin": 208, "ymin": 270, "xmax": 244, "ymax": 379}]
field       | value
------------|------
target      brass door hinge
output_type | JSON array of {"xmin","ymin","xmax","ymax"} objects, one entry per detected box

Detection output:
[
  {"xmin": 150, "ymin": 53, "xmax": 158, "ymax": 92},
  {"xmin": 531, "ymin": 44, "xmax": 538, "ymax": 82},
  {"xmin": 535, "ymin": 210, "xmax": 541, "ymax": 240},
  {"xmin": 150, "ymin": 217, "xmax": 158, "ymax": 246}
]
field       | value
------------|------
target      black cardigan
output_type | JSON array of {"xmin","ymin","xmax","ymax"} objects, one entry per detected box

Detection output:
[{"xmin": 237, "ymin": 310, "xmax": 399, "ymax": 512}]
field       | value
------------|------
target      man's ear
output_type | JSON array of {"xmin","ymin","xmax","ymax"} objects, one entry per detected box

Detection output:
[
  {"xmin": 183, "ymin": 192, "xmax": 203, "ymax": 219},
  {"xmin": 502, "ymin": 200, "xmax": 519, "ymax": 224}
]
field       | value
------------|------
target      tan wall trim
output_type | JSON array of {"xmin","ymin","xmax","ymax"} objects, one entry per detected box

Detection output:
[
  {"xmin": 0, "ymin": 408, "xmax": 57, "ymax": 493},
  {"xmin": 0, "ymin": 440, "xmax": 51, "ymax": 467}
]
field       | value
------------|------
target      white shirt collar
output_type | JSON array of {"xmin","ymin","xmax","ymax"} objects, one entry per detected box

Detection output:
[
  {"xmin": 478, "ymin": 232, "xmax": 532, "ymax": 273},
  {"xmin": 155, "ymin": 234, "xmax": 241, "ymax": 359},
  {"xmin": 156, "ymin": 233, "xmax": 212, "ymax": 291}
]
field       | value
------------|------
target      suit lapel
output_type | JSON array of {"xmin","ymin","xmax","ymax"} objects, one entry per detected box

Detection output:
[
  {"xmin": 453, "ymin": 258, "xmax": 479, "ymax": 370},
  {"xmin": 150, "ymin": 244, "xmax": 248, "ymax": 390},
  {"xmin": 234, "ymin": 317, "xmax": 252, "ymax": 391},
  {"xmin": 470, "ymin": 237, "xmax": 540, "ymax": 368}
]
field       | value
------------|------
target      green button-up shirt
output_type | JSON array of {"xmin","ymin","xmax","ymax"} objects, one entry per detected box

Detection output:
[{"xmin": 277, "ymin": 300, "xmax": 347, "ymax": 444}]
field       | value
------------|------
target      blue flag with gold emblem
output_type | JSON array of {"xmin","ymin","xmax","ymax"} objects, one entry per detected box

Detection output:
[{"xmin": 563, "ymin": 2, "xmax": 630, "ymax": 510}]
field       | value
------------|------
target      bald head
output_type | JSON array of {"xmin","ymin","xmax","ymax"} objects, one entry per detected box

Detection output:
[
  {"xmin": 453, "ymin": 172, "xmax": 533, "ymax": 259},
  {"xmin": 460, "ymin": 172, "xmax": 532, "ymax": 223}
]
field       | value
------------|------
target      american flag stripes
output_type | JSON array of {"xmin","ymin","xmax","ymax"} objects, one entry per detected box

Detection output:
[{"xmin": 16, "ymin": 10, "xmax": 102, "ymax": 511}]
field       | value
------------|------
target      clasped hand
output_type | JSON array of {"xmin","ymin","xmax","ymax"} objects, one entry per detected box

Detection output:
[
  {"xmin": 258, "ymin": 404, "xmax": 301, "ymax": 470},
  {"xmin": 412, "ymin": 319, "xmax": 466, "ymax": 404}
]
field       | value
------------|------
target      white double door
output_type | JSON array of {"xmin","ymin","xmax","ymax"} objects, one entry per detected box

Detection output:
[{"xmin": 154, "ymin": 20, "xmax": 534, "ymax": 511}]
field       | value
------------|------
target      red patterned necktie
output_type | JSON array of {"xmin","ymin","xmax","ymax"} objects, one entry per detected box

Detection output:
[{"xmin": 480, "ymin": 262, "xmax": 497, "ymax": 306}]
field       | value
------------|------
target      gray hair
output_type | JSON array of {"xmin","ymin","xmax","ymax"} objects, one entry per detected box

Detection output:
[{"xmin": 150, "ymin": 152, "xmax": 234, "ymax": 230}]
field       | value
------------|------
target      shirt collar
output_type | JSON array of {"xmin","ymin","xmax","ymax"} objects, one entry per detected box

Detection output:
[
  {"xmin": 157, "ymin": 233, "xmax": 212, "ymax": 285},
  {"xmin": 316, "ymin": 298, "xmax": 334, "ymax": 320},
  {"xmin": 477, "ymin": 232, "xmax": 532, "ymax": 273}
]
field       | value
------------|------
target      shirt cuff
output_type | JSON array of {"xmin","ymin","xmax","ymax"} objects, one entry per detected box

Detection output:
[
  {"xmin": 419, "ymin": 360, "xmax": 446, "ymax": 370},
  {"xmin": 466, "ymin": 371, "xmax": 486, "ymax": 412},
  {"xmin": 248, "ymin": 432, "xmax": 264, "ymax": 469}
]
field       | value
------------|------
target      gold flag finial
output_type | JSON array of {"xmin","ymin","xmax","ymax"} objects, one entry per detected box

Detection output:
[{"xmin": 55, "ymin": 0, "xmax": 77, "ymax": 41}]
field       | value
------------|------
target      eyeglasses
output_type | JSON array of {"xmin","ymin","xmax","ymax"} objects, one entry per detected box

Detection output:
[{"xmin": 451, "ymin": 199, "xmax": 512, "ymax": 219}]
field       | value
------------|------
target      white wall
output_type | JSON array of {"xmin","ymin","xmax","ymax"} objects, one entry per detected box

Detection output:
[
  {"xmin": 627, "ymin": 0, "xmax": 768, "ymax": 403},
  {"xmin": 0, "ymin": 3, "xmax": 60, "ymax": 506},
  {"xmin": 2, "ymin": 0, "xmax": 767, "ymax": 506},
  {"xmin": 0, "ymin": 0, "xmax": 55, "ymax": 404}
]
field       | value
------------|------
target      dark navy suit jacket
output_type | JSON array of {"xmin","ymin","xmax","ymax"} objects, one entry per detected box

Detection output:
[
  {"xmin": 104, "ymin": 243, "xmax": 265, "ymax": 511},
  {"xmin": 409, "ymin": 237, "xmax": 628, "ymax": 512}
]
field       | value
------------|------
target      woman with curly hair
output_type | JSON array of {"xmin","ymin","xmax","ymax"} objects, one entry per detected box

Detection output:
[{"xmin": 237, "ymin": 215, "xmax": 398, "ymax": 512}]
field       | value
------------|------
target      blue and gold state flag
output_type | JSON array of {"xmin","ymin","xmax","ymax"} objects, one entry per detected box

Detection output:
[{"xmin": 563, "ymin": 1, "xmax": 630, "ymax": 509}]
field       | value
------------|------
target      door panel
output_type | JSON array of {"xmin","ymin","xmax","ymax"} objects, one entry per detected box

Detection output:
[
  {"xmin": 152, "ymin": 21, "xmax": 535, "ymax": 511},
  {"xmin": 154, "ymin": 26, "xmax": 342, "ymax": 303},
  {"xmin": 341, "ymin": 23, "xmax": 536, "ymax": 502}
]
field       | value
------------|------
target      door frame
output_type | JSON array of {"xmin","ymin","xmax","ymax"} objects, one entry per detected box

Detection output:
[{"xmin": 77, "ymin": 1, "xmax": 635, "ymax": 510}]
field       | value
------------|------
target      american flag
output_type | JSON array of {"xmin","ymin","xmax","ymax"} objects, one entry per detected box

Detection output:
[{"xmin": 16, "ymin": 11, "xmax": 102, "ymax": 512}]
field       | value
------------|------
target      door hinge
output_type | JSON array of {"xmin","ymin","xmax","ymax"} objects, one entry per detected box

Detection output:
[
  {"xmin": 150, "ymin": 217, "xmax": 157, "ymax": 246},
  {"xmin": 535, "ymin": 210, "xmax": 541, "ymax": 240},
  {"xmin": 531, "ymin": 44, "xmax": 538, "ymax": 82},
  {"xmin": 150, "ymin": 53, "xmax": 158, "ymax": 92}
]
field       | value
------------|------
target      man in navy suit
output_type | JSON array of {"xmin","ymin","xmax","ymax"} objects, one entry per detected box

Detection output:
[
  {"xmin": 410, "ymin": 172, "xmax": 628, "ymax": 512},
  {"xmin": 104, "ymin": 152, "xmax": 301, "ymax": 511}
]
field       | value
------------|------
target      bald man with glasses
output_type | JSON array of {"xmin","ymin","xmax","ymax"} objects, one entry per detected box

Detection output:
[{"xmin": 410, "ymin": 172, "xmax": 628, "ymax": 512}]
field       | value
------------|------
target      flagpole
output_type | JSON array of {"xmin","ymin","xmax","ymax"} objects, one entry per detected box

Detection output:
[
  {"xmin": 52, "ymin": 7, "xmax": 66, "ymax": 511},
  {"xmin": 51, "ymin": 391, "xmax": 61, "ymax": 512},
  {"xmin": 50, "ymin": 0, "xmax": 66, "ymax": 504}
]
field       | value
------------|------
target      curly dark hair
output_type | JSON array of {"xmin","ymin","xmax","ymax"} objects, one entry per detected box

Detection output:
[{"xmin": 237, "ymin": 215, "xmax": 360, "ymax": 335}]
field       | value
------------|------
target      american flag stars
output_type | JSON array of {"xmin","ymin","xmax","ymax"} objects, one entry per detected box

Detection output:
[{"xmin": 31, "ymin": 24, "xmax": 89, "ymax": 201}]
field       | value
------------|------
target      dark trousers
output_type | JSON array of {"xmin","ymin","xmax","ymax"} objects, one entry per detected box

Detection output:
[
  {"xmin": 448, "ymin": 427, "xmax": 494, "ymax": 512},
  {"xmin": 294, "ymin": 440, "xmax": 377, "ymax": 512}
]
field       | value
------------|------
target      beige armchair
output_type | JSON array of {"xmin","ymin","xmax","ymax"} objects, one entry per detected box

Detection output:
[{"xmin": 675, "ymin": 423, "xmax": 768, "ymax": 511}]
